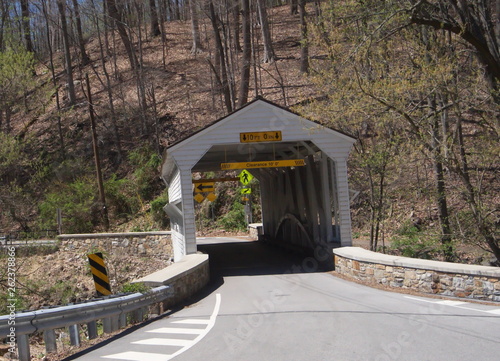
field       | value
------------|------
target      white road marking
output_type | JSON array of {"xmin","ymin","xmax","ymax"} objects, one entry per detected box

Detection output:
[
  {"xmin": 167, "ymin": 293, "xmax": 221, "ymax": 360},
  {"xmin": 405, "ymin": 296, "xmax": 500, "ymax": 315},
  {"xmin": 171, "ymin": 319, "xmax": 210, "ymax": 325},
  {"xmin": 435, "ymin": 300, "xmax": 467, "ymax": 306},
  {"xmin": 132, "ymin": 338, "xmax": 192, "ymax": 346},
  {"xmin": 101, "ymin": 293, "xmax": 221, "ymax": 361},
  {"xmin": 147, "ymin": 327, "xmax": 204, "ymax": 335},
  {"xmin": 102, "ymin": 351, "xmax": 170, "ymax": 361}
]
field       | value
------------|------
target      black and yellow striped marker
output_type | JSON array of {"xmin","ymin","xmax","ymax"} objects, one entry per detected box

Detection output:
[{"xmin": 87, "ymin": 252, "xmax": 112, "ymax": 296}]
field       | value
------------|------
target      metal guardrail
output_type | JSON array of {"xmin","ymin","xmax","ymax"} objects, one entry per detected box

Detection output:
[
  {"xmin": 0, "ymin": 230, "xmax": 58, "ymax": 245},
  {"xmin": 0, "ymin": 285, "xmax": 173, "ymax": 361}
]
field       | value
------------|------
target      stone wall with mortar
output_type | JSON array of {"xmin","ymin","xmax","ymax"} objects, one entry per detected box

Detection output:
[
  {"xmin": 334, "ymin": 247, "xmax": 500, "ymax": 302},
  {"xmin": 58, "ymin": 232, "xmax": 173, "ymax": 261},
  {"xmin": 133, "ymin": 254, "xmax": 210, "ymax": 309}
]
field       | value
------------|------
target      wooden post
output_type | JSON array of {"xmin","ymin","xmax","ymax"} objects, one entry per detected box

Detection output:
[
  {"xmin": 321, "ymin": 153, "xmax": 334, "ymax": 243},
  {"xmin": 86, "ymin": 73, "xmax": 110, "ymax": 230}
]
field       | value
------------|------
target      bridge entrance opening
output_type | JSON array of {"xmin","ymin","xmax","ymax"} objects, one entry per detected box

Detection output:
[{"xmin": 161, "ymin": 98, "xmax": 355, "ymax": 264}]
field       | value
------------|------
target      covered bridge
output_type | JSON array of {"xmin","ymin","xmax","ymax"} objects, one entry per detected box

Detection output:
[{"xmin": 161, "ymin": 98, "xmax": 356, "ymax": 262}]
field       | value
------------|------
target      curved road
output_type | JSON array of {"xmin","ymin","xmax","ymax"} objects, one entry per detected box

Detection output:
[{"xmin": 71, "ymin": 237, "xmax": 500, "ymax": 361}]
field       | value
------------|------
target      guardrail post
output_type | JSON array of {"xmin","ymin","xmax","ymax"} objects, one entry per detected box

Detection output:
[
  {"xmin": 87, "ymin": 320, "xmax": 98, "ymax": 339},
  {"xmin": 118, "ymin": 313, "xmax": 127, "ymax": 328},
  {"xmin": 69, "ymin": 324, "xmax": 80, "ymax": 346},
  {"xmin": 132, "ymin": 308, "xmax": 143, "ymax": 323},
  {"xmin": 103, "ymin": 317, "xmax": 112, "ymax": 334},
  {"xmin": 111, "ymin": 315, "xmax": 119, "ymax": 331},
  {"xmin": 43, "ymin": 329, "xmax": 57, "ymax": 353},
  {"xmin": 17, "ymin": 334, "xmax": 30, "ymax": 361}
]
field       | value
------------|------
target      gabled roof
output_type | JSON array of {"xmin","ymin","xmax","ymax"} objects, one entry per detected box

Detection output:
[
  {"xmin": 161, "ymin": 97, "xmax": 356, "ymax": 183},
  {"xmin": 167, "ymin": 96, "xmax": 355, "ymax": 151}
]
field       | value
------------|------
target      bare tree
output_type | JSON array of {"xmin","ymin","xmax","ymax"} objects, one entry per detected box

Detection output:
[
  {"xmin": 20, "ymin": 0, "xmax": 34, "ymax": 53},
  {"xmin": 237, "ymin": 0, "xmax": 251, "ymax": 107},
  {"xmin": 188, "ymin": 0, "xmax": 203, "ymax": 53},
  {"xmin": 0, "ymin": 0, "xmax": 9, "ymax": 50},
  {"xmin": 57, "ymin": 0, "xmax": 77, "ymax": 105},
  {"xmin": 149, "ymin": 0, "xmax": 161, "ymax": 37},
  {"xmin": 299, "ymin": 0, "xmax": 309, "ymax": 73},
  {"xmin": 71, "ymin": 0, "xmax": 91, "ymax": 66},
  {"xmin": 106, "ymin": 0, "xmax": 139, "ymax": 69},
  {"xmin": 256, "ymin": 0, "xmax": 276, "ymax": 63},
  {"xmin": 409, "ymin": 0, "xmax": 500, "ymax": 101},
  {"xmin": 208, "ymin": 0, "xmax": 233, "ymax": 113}
]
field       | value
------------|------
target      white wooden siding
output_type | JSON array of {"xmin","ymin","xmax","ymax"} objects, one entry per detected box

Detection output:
[{"xmin": 163, "ymin": 99, "xmax": 356, "ymax": 258}]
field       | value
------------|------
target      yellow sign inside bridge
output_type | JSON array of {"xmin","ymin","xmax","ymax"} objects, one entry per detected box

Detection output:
[
  {"xmin": 238, "ymin": 169, "xmax": 254, "ymax": 185},
  {"xmin": 240, "ymin": 131, "xmax": 282, "ymax": 143},
  {"xmin": 221, "ymin": 159, "xmax": 305, "ymax": 170}
]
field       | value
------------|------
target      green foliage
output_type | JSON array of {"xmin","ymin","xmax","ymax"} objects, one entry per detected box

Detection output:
[
  {"xmin": 0, "ymin": 45, "xmax": 35, "ymax": 108},
  {"xmin": 217, "ymin": 201, "xmax": 247, "ymax": 231},
  {"xmin": 0, "ymin": 291, "xmax": 26, "ymax": 316},
  {"xmin": 150, "ymin": 190, "xmax": 169, "ymax": 228},
  {"xmin": 128, "ymin": 146, "xmax": 162, "ymax": 201},
  {"xmin": 105, "ymin": 174, "xmax": 140, "ymax": 219},
  {"xmin": 121, "ymin": 282, "xmax": 151, "ymax": 294},
  {"xmin": 389, "ymin": 221, "xmax": 441, "ymax": 260},
  {"xmin": 38, "ymin": 178, "xmax": 96, "ymax": 234}
]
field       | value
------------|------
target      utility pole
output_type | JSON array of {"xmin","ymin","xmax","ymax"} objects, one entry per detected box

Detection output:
[{"xmin": 86, "ymin": 73, "xmax": 110, "ymax": 231}]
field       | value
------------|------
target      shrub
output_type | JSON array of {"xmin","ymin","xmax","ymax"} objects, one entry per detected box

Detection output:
[
  {"xmin": 150, "ymin": 190, "xmax": 169, "ymax": 228},
  {"xmin": 389, "ymin": 221, "xmax": 441, "ymax": 259},
  {"xmin": 218, "ymin": 201, "xmax": 247, "ymax": 231},
  {"xmin": 105, "ymin": 174, "xmax": 140, "ymax": 219},
  {"xmin": 38, "ymin": 178, "xmax": 96, "ymax": 234},
  {"xmin": 128, "ymin": 146, "xmax": 162, "ymax": 201},
  {"xmin": 121, "ymin": 282, "xmax": 151, "ymax": 294}
]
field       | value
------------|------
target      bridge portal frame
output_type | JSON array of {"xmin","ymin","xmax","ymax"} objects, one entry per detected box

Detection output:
[{"xmin": 161, "ymin": 98, "xmax": 356, "ymax": 262}]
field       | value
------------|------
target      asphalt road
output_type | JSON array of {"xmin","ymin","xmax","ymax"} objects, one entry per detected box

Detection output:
[{"xmin": 70, "ymin": 237, "xmax": 500, "ymax": 361}]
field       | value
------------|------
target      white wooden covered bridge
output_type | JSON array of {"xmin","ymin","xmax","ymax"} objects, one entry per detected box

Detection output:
[{"xmin": 161, "ymin": 98, "xmax": 356, "ymax": 263}]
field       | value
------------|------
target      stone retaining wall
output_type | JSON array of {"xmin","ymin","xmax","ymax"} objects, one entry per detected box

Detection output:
[
  {"xmin": 334, "ymin": 247, "xmax": 500, "ymax": 302},
  {"xmin": 58, "ymin": 232, "xmax": 173, "ymax": 261},
  {"xmin": 133, "ymin": 254, "xmax": 210, "ymax": 309}
]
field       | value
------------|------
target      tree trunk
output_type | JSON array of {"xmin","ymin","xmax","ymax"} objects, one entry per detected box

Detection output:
[
  {"xmin": 456, "ymin": 120, "xmax": 500, "ymax": 263},
  {"xmin": 43, "ymin": 0, "xmax": 65, "ymax": 160},
  {"xmin": 149, "ymin": 0, "xmax": 161, "ymax": 37},
  {"xmin": 20, "ymin": 0, "xmax": 34, "ymax": 53},
  {"xmin": 237, "ymin": 0, "xmax": 251, "ymax": 108},
  {"xmin": 256, "ymin": 0, "xmax": 276, "ymax": 63},
  {"xmin": 188, "ymin": 0, "xmax": 203, "ymax": 54},
  {"xmin": 290, "ymin": 0, "xmax": 298, "ymax": 15},
  {"xmin": 0, "ymin": 0, "xmax": 8, "ymax": 51},
  {"xmin": 299, "ymin": 0, "xmax": 309, "ymax": 73},
  {"xmin": 71, "ymin": 0, "xmax": 91, "ymax": 66},
  {"xmin": 233, "ymin": 0, "xmax": 242, "ymax": 52},
  {"xmin": 430, "ymin": 100, "xmax": 453, "ymax": 261},
  {"xmin": 91, "ymin": 0, "xmax": 123, "ymax": 164},
  {"xmin": 57, "ymin": 0, "xmax": 77, "ymax": 105},
  {"xmin": 106, "ymin": 0, "xmax": 139, "ymax": 70},
  {"xmin": 209, "ymin": 0, "xmax": 232, "ymax": 113},
  {"xmin": 86, "ymin": 73, "xmax": 110, "ymax": 231}
]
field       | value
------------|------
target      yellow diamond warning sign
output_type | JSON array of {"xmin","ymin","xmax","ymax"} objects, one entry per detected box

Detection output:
[
  {"xmin": 238, "ymin": 170, "xmax": 254, "ymax": 185},
  {"xmin": 194, "ymin": 193, "xmax": 205, "ymax": 203}
]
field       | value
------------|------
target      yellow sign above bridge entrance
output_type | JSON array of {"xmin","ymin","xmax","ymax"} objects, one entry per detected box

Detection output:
[
  {"xmin": 240, "ymin": 131, "xmax": 282, "ymax": 143},
  {"xmin": 221, "ymin": 159, "xmax": 305, "ymax": 170}
]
